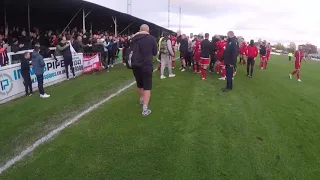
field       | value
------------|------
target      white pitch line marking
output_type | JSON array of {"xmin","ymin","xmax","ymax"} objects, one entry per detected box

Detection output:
[{"xmin": 0, "ymin": 57, "xmax": 179, "ymax": 174}]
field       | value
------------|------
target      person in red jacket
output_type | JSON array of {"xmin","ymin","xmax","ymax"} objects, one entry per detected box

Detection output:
[
  {"xmin": 245, "ymin": 40, "xmax": 259, "ymax": 78},
  {"xmin": 289, "ymin": 45, "xmax": 305, "ymax": 82}
]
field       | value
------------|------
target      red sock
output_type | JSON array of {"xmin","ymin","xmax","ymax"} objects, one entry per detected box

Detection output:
[
  {"xmin": 221, "ymin": 69, "xmax": 226, "ymax": 78},
  {"xmin": 216, "ymin": 64, "xmax": 220, "ymax": 73},
  {"xmin": 172, "ymin": 61, "xmax": 175, "ymax": 68},
  {"xmin": 200, "ymin": 67, "xmax": 204, "ymax": 78},
  {"xmin": 291, "ymin": 71, "xmax": 296, "ymax": 75},
  {"xmin": 297, "ymin": 73, "xmax": 300, "ymax": 79},
  {"xmin": 203, "ymin": 68, "xmax": 207, "ymax": 78},
  {"xmin": 197, "ymin": 65, "xmax": 201, "ymax": 72},
  {"xmin": 193, "ymin": 64, "xmax": 197, "ymax": 72}
]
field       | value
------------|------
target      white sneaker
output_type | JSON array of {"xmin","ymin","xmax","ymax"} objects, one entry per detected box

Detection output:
[
  {"xmin": 73, "ymin": 76, "xmax": 76, "ymax": 79},
  {"xmin": 40, "ymin": 93, "xmax": 50, "ymax": 98},
  {"xmin": 298, "ymin": 79, "xmax": 302, "ymax": 82},
  {"xmin": 289, "ymin": 74, "xmax": 292, "ymax": 79},
  {"xmin": 219, "ymin": 77, "xmax": 226, "ymax": 80},
  {"xmin": 160, "ymin": 75, "xmax": 166, "ymax": 79},
  {"xmin": 181, "ymin": 68, "xmax": 186, "ymax": 72},
  {"xmin": 111, "ymin": 65, "xmax": 114, "ymax": 68},
  {"xmin": 172, "ymin": 67, "xmax": 175, "ymax": 70},
  {"xmin": 169, "ymin": 74, "xmax": 176, "ymax": 78}
]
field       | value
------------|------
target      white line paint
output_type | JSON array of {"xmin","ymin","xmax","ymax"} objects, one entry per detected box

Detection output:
[{"xmin": 0, "ymin": 58, "xmax": 179, "ymax": 174}]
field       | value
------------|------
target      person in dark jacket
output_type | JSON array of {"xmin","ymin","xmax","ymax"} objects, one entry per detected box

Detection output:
[
  {"xmin": 57, "ymin": 36, "xmax": 75, "ymax": 80},
  {"xmin": 31, "ymin": 44, "xmax": 50, "ymax": 98},
  {"xmin": 106, "ymin": 36, "xmax": 115, "ymax": 67},
  {"xmin": 131, "ymin": 24, "xmax": 157, "ymax": 116},
  {"xmin": 73, "ymin": 35, "xmax": 89, "ymax": 53},
  {"xmin": 209, "ymin": 36, "xmax": 219, "ymax": 72},
  {"xmin": 222, "ymin": 31, "xmax": 238, "ymax": 92},
  {"xmin": 20, "ymin": 52, "xmax": 33, "ymax": 96},
  {"xmin": 179, "ymin": 34, "xmax": 188, "ymax": 71}
]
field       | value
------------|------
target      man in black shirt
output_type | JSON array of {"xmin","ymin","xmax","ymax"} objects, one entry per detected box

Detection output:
[
  {"xmin": 259, "ymin": 42, "xmax": 267, "ymax": 70},
  {"xmin": 222, "ymin": 31, "xmax": 238, "ymax": 92},
  {"xmin": 20, "ymin": 52, "xmax": 33, "ymax": 96},
  {"xmin": 199, "ymin": 33, "xmax": 211, "ymax": 80},
  {"xmin": 179, "ymin": 34, "xmax": 188, "ymax": 72},
  {"xmin": 131, "ymin": 24, "xmax": 157, "ymax": 116}
]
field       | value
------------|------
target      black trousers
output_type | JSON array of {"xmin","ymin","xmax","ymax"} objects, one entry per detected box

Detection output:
[
  {"xmin": 64, "ymin": 57, "xmax": 75, "ymax": 79},
  {"xmin": 186, "ymin": 52, "xmax": 193, "ymax": 66},
  {"xmin": 36, "ymin": 74, "xmax": 45, "ymax": 95},
  {"xmin": 22, "ymin": 71, "xmax": 32, "ymax": 95},
  {"xmin": 209, "ymin": 54, "xmax": 216, "ymax": 71},
  {"xmin": 289, "ymin": 56, "xmax": 292, "ymax": 61},
  {"xmin": 247, "ymin": 57, "xmax": 255, "ymax": 76},
  {"xmin": 226, "ymin": 65, "xmax": 234, "ymax": 90},
  {"xmin": 102, "ymin": 51, "xmax": 108, "ymax": 68},
  {"xmin": 108, "ymin": 50, "xmax": 115, "ymax": 65}
]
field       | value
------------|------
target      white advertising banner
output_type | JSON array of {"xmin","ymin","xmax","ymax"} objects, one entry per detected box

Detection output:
[{"xmin": 0, "ymin": 53, "xmax": 83, "ymax": 104}]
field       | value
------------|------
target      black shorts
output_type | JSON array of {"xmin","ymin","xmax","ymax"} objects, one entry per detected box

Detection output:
[
  {"xmin": 247, "ymin": 57, "xmax": 255, "ymax": 66},
  {"xmin": 132, "ymin": 66, "xmax": 153, "ymax": 90}
]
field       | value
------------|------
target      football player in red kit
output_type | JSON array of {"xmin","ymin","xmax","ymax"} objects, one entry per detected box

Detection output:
[
  {"xmin": 193, "ymin": 36, "xmax": 201, "ymax": 73},
  {"xmin": 170, "ymin": 34, "xmax": 177, "ymax": 69},
  {"xmin": 265, "ymin": 43, "xmax": 271, "ymax": 69},
  {"xmin": 216, "ymin": 36, "xmax": 227, "ymax": 80},
  {"xmin": 239, "ymin": 38, "xmax": 247, "ymax": 64},
  {"xmin": 259, "ymin": 42, "xmax": 267, "ymax": 70},
  {"xmin": 245, "ymin": 40, "xmax": 259, "ymax": 78},
  {"xmin": 289, "ymin": 46, "xmax": 305, "ymax": 82},
  {"xmin": 199, "ymin": 33, "xmax": 211, "ymax": 80}
]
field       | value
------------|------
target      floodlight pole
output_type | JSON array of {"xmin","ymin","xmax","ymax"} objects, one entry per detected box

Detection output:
[
  {"xmin": 179, "ymin": 7, "xmax": 181, "ymax": 32},
  {"xmin": 168, "ymin": 0, "xmax": 170, "ymax": 29},
  {"xmin": 112, "ymin": 16, "xmax": 117, "ymax": 37},
  {"xmin": 4, "ymin": 3, "xmax": 7, "ymax": 36},
  {"xmin": 82, "ymin": 8, "xmax": 86, "ymax": 34},
  {"xmin": 127, "ymin": 0, "xmax": 132, "ymax": 15},
  {"xmin": 27, "ymin": 0, "xmax": 31, "ymax": 36}
]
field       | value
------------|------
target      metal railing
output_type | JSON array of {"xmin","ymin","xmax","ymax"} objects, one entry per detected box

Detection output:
[{"xmin": 7, "ymin": 47, "xmax": 56, "ymax": 65}]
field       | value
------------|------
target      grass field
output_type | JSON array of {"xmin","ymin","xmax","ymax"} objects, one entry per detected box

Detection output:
[{"xmin": 1, "ymin": 55, "xmax": 320, "ymax": 180}]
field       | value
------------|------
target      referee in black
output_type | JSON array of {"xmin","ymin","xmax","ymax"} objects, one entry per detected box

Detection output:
[{"xmin": 222, "ymin": 31, "xmax": 238, "ymax": 92}]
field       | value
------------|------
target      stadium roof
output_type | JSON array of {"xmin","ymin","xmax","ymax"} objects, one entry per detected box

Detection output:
[{"xmin": 0, "ymin": 0, "xmax": 172, "ymax": 36}]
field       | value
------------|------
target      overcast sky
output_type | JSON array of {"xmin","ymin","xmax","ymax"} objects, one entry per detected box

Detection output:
[{"xmin": 87, "ymin": 0, "xmax": 320, "ymax": 47}]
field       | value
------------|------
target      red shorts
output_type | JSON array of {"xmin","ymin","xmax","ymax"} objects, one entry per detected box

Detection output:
[
  {"xmin": 219, "ymin": 60, "xmax": 225, "ymax": 66},
  {"xmin": 200, "ymin": 57, "xmax": 210, "ymax": 65},
  {"xmin": 194, "ymin": 53, "xmax": 200, "ymax": 63},
  {"xmin": 260, "ymin": 56, "xmax": 266, "ymax": 61},
  {"xmin": 295, "ymin": 62, "xmax": 301, "ymax": 70}
]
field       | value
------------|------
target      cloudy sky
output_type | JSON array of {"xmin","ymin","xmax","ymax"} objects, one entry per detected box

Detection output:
[{"xmin": 87, "ymin": 0, "xmax": 320, "ymax": 47}]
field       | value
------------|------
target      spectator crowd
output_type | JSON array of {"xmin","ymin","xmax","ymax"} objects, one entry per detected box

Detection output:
[{"xmin": 0, "ymin": 26, "xmax": 133, "ymax": 68}]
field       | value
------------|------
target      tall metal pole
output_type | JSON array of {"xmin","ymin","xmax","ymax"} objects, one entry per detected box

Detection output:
[
  {"xmin": 168, "ymin": 0, "xmax": 170, "ymax": 29},
  {"xmin": 127, "ymin": 0, "xmax": 132, "ymax": 15},
  {"xmin": 82, "ymin": 8, "xmax": 86, "ymax": 34},
  {"xmin": 4, "ymin": 3, "xmax": 7, "ymax": 36},
  {"xmin": 179, "ymin": 7, "xmax": 181, "ymax": 32},
  {"xmin": 28, "ymin": 0, "xmax": 31, "ymax": 35}
]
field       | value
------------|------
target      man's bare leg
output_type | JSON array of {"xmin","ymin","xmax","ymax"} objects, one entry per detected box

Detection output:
[
  {"xmin": 142, "ymin": 90, "xmax": 151, "ymax": 116},
  {"xmin": 137, "ymin": 88, "xmax": 144, "ymax": 104}
]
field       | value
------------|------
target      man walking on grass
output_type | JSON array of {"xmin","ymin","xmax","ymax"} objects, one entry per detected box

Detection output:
[
  {"xmin": 131, "ymin": 24, "xmax": 157, "ymax": 116},
  {"xmin": 159, "ymin": 32, "xmax": 175, "ymax": 79}
]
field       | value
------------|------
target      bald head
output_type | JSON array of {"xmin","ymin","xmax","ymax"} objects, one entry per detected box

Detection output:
[{"xmin": 140, "ymin": 24, "xmax": 149, "ymax": 32}]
